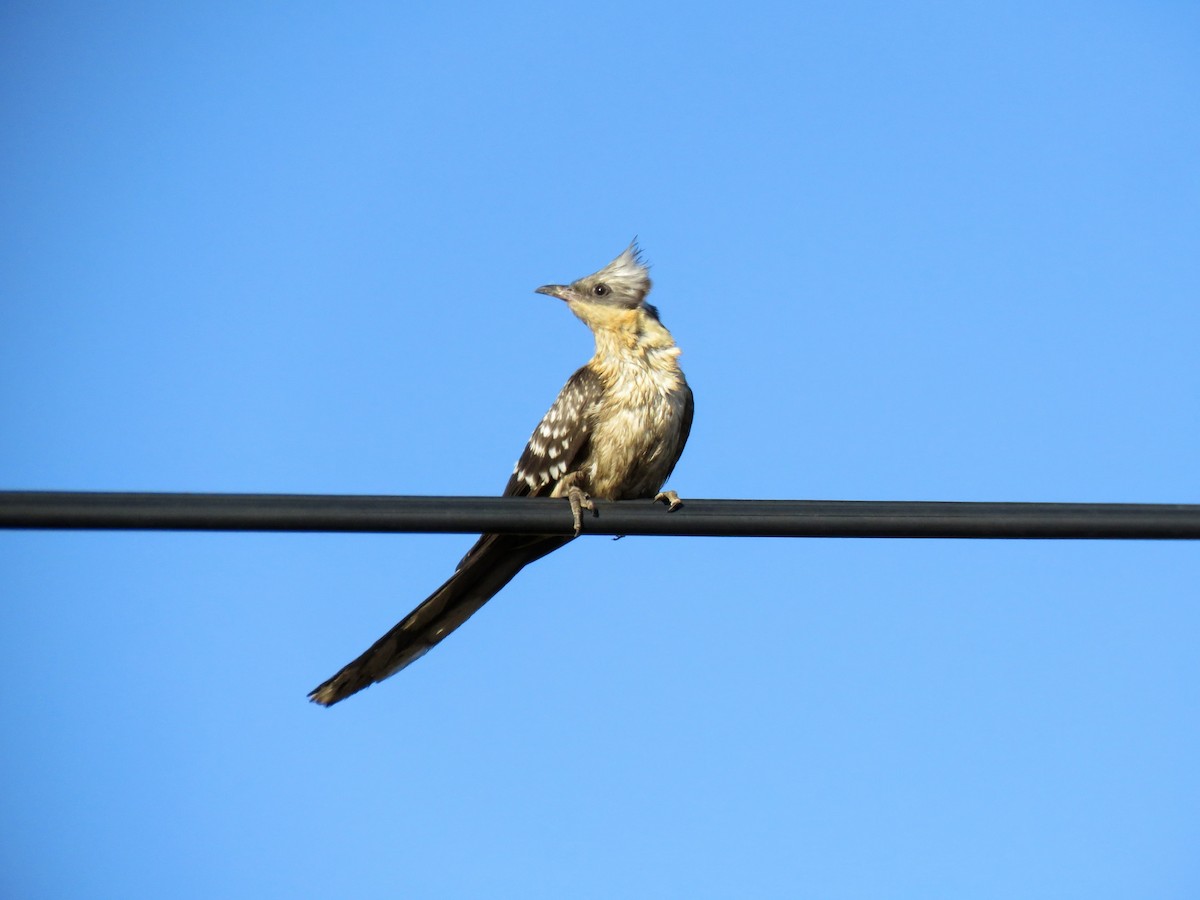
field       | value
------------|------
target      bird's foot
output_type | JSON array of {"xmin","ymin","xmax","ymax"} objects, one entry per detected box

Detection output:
[
  {"xmin": 567, "ymin": 485, "xmax": 595, "ymax": 535},
  {"xmin": 655, "ymin": 490, "xmax": 684, "ymax": 512}
]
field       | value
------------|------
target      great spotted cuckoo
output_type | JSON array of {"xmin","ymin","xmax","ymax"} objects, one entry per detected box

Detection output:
[{"xmin": 309, "ymin": 244, "xmax": 693, "ymax": 705}]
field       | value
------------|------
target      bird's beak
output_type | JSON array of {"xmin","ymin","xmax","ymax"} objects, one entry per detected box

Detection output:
[{"xmin": 535, "ymin": 284, "xmax": 572, "ymax": 302}]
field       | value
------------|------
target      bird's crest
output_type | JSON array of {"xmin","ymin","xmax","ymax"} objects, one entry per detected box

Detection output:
[{"xmin": 579, "ymin": 242, "xmax": 652, "ymax": 304}]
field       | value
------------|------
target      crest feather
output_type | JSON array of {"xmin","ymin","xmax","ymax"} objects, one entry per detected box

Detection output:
[{"xmin": 580, "ymin": 241, "xmax": 651, "ymax": 302}]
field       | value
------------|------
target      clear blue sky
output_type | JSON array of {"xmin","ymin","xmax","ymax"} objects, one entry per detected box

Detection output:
[{"xmin": 2, "ymin": 3, "xmax": 1198, "ymax": 897}]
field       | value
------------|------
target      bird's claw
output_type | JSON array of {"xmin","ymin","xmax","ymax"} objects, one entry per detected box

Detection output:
[
  {"xmin": 655, "ymin": 490, "xmax": 684, "ymax": 512},
  {"xmin": 567, "ymin": 485, "xmax": 595, "ymax": 535}
]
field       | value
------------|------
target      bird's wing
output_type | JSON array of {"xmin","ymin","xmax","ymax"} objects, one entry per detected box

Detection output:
[
  {"xmin": 661, "ymin": 382, "xmax": 694, "ymax": 483},
  {"xmin": 308, "ymin": 366, "xmax": 605, "ymax": 706},
  {"xmin": 503, "ymin": 364, "xmax": 605, "ymax": 498},
  {"xmin": 452, "ymin": 363, "xmax": 604, "ymax": 574}
]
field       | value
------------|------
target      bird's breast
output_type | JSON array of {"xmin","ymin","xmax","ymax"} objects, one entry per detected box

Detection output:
[{"xmin": 586, "ymin": 356, "xmax": 689, "ymax": 500}]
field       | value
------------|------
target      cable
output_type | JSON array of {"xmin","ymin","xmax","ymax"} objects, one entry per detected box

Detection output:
[{"xmin": 2, "ymin": 491, "xmax": 1198, "ymax": 539}]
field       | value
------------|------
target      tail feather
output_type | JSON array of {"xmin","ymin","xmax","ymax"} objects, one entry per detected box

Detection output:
[{"xmin": 308, "ymin": 534, "xmax": 570, "ymax": 706}]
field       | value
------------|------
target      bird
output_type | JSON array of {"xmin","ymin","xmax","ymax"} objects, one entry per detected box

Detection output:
[{"xmin": 308, "ymin": 244, "xmax": 693, "ymax": 706}]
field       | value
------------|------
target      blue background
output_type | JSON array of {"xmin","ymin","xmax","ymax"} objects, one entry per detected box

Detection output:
[{"xmin": 2, "ymin": 3, "xmax": 1198, "ymax": 896}]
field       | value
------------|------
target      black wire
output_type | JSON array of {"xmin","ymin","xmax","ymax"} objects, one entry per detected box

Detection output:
[{"xmin": 2, "ymin": 491, "xmax": 1198, "ymax": 539}]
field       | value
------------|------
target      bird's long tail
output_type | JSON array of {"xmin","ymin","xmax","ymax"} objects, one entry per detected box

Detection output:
[{"xmin": 308, "ymin": 533, "xmax": 571, "ymax": 706}]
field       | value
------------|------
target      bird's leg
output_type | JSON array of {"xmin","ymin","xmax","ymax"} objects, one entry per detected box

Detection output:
[
  {"xmin": 567, "ymin": 486, "xmax": 595, "ymax": 534},
  {"xmin": 554, "ymin": 471, "xmax": 595, "ymax": 534},
  {"xmin": 655, "ymin": 490, "xmax": 684, "ymax": 512}
]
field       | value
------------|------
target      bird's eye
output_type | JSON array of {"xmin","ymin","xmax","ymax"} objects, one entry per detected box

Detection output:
[{"xmin": 592, "ymin": 283, "xmax": 610, "ymax": 297}]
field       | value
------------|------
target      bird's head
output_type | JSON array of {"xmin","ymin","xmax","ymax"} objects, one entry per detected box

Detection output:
[{"xmin": 535, "ymin": 243, "xmax": 656, "ymax": 324}]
